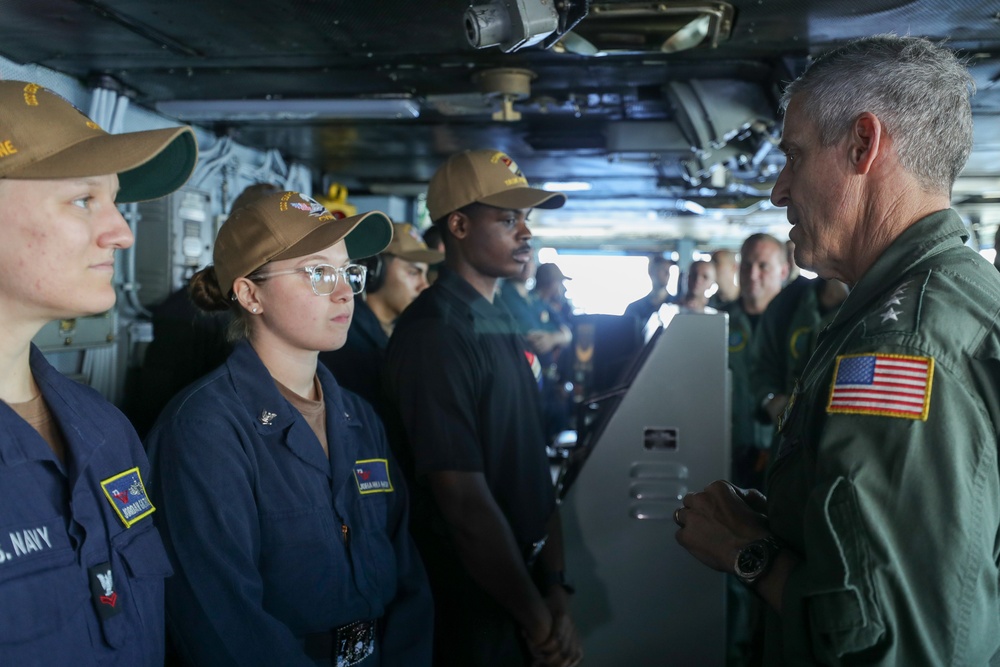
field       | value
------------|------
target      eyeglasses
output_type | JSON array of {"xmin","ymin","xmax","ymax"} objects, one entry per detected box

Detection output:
[{"xmin": 249, "ymin": 263, "xmax": 368, "ymax": 296}]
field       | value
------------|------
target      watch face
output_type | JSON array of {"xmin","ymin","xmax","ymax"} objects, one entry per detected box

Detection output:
[{"xmin": 736, "ymin": 542, "xmax": 767, "ymax": 580}]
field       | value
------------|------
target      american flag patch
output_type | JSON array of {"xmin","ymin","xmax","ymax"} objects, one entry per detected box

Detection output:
[{"xmin": 827, "ymin": 354, "xmax": 933, "ymax": 420}]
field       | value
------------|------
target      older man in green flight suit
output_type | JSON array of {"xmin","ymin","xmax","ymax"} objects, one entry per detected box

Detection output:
[{"xmin": 675, "ymin": 35, "xmax": 1000, "ymax": 665}]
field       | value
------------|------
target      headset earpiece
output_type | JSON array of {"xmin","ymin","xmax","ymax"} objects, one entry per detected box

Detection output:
[{"xmin": 364, "ymin": 255, "xmax": 386, "ymax": 294}]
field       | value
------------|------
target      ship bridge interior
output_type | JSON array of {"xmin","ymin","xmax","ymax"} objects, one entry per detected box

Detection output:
[{"xmin": 3, "ymin": 0, "xmax": 999, "ymax": 252}]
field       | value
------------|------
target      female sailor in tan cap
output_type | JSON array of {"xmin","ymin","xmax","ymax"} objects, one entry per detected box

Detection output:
[{"xmin": 145, "ymin": 191, "xmax": 433, "ymax": 666}]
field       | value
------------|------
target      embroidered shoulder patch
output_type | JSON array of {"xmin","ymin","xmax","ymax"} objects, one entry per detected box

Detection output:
[
  {"xmin": 827, "ymin": 353, "xmax": 933, "ymax": 420},
  {"xmin": 728, "ymin": 325, "xmax": 748, "ymax": 353},
  {"xmin": 100, "ymin": 468, "xmax": 156, "ymax": 527},
  {"xmin": 353, "ymin": 459, "xmax": 394, "ymax": 494}
]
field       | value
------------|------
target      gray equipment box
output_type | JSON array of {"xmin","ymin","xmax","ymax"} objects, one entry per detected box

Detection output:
[{"xmin": 561, "ymin": 310, "xmax": 729, "ymax": 666}]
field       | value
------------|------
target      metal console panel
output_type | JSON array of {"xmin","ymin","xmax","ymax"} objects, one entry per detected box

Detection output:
[
  {"xmin": 562, "ymin": 311, "xmax": 729, "ymax": 666},
  {"xmin": 134, "ymin": 188, "xmax": 213, "ymax": 306}
]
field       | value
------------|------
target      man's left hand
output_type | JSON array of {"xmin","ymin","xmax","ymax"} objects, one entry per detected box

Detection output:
[{"xmin": 674, "ymin": 480, "xmax": 770, "ymax": 573}]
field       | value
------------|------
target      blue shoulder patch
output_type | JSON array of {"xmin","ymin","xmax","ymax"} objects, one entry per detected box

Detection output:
[{"xmin": 100, "ymin": 467, "xmax": 156, "ymax": 527}]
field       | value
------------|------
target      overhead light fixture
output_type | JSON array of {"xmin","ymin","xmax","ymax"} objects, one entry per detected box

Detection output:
[
  {"xmin": 662, "ymin": 14, "xmax": 712, "ymax": 53},
  {"xmin": 156, "ymin": 97, "xmax": 420, "ymax": 121},
  {"xmin": 561, "ymin": 2, "xmax": 735, "ymax": 55},
  {"xmin": 542, "ymin": 181, "xmax": 593, "ymax": 192}
]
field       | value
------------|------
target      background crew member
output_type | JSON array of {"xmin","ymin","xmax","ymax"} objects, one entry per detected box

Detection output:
[
  {"xmin": 753, "ymin": 277, "xmax": 849, "ymax": 428},
  {"xmin": 676, "ymin": 35, "xmax": 1000, "ymax": 665},
  {"xmin": 708, "ymin": 249, "xmax": 740, "ymax": 308},
  {"xmin": 497, "ymin": 255, "xmax": 545, "ymax": 343},
  {"xmin": 719, "ymin": 233, "xmax": 788, "ymax": 667},
  {"xmin": 0, "ymin": 80, "xmax": 196, "ymax": 665},
  {"xmin": 724, "ymin": 233, "xmax": 788, "ymax": 491},
  {"xmin": 532, "ymin": 263, "xmax": 575, "ymax": 323},
  {"xmin": 679, "ymin": 259, "xmax": 717, "ymax": 312},
  {"xmin": 624, "ymin": 254, "xmax": 676, "ymax": 323},
  {"xmin": 146, "ymin": 191, "xmax": 433, "ymax": 666},
  {"xmin": 320, "ymin": 221, "xmax": 442, "ymax": 414},
  {"xmin": 385, "ymin": 149, "xmax": 582, "ymax": 667},
  {"xmin": 499, "ymin": 257, "xmax": 574, "ymax": 440},
  {"xmin": 529, "ymin": 262, "xmax": 576, "ymax": 439}
]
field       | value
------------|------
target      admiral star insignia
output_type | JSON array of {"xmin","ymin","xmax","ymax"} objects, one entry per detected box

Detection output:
[
  {"xmin": 876, "ymin": 281, "xmax": 910, "ymax": 324},
  {"xmin": 880, "ymin": 307, "xmax": 900, "ymax": 323}
]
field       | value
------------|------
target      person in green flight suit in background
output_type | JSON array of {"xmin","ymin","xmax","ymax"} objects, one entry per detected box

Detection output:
[
  {"xmin": 753, "ymin": 277, "xmax": 850, "ymax": 449},
  {"xmin": 719, "ymin": 232, "xmax": 788, "ymax": 667},
  {"xmin": 722, "ymin": 233, "xmax": 788, "ymax": 492}
]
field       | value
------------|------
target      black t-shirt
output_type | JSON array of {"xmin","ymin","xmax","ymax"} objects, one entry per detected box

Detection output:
[{"xmin": 384, "ymin": 267, "xmax": 554, "ymax": 548}]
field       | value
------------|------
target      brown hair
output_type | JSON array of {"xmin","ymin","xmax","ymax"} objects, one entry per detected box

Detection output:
[{"xmin": 188, "ymin": 267, "xmax": 251, "ymax": 342}]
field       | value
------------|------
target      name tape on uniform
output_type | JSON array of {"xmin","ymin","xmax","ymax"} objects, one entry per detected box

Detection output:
[
  {"xmin": 353, "ymin": 459, "xmax": 394, "ymax": 495},
  {"xmin": 0, "ymin": 521, "xmax": 64, "ymax": 565}
]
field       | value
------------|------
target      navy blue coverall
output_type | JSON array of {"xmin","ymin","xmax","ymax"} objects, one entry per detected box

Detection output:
[
  {"xmin": 0, "ymin": 345, "xmax": 171, "ymax": 666},
  {"xmin": 146, "ymin": 341, "xmax": 433, "ymax": 666}
]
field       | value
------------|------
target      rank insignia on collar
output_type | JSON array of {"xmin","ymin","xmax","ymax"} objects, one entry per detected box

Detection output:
[
  {"xmin": 353, "ymin": 458, "xmax": 394, "ymax": 494},
  {"xmin": 100, "ymin": 467, "xmax": 155, "ymax": 528},
  {"xmin": 874, "ymin": 281, "xmax": 912, "ymax": 326},
  {"xmin": 259, "ymin": 410, "xmax": 277, "ymax": 425}
]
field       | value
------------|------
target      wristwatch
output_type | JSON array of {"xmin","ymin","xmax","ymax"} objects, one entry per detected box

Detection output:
[{"xmin": 734, "ymin": 536, "xmax": 781, "ymax": 586}]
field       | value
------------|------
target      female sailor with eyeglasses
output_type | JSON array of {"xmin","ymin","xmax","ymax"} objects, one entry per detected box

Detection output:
[{"xmin": 145, "ymin": 190, "xmax": 433, "ymax": 667}]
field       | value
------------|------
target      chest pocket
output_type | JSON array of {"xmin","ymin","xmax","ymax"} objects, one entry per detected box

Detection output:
[
  {"xmin": 98, "ymin": 523, "xmax": 173, "ymax": 649},
  {"xmin": 0, "ymin": 515, "xmax": 86, "ymax": 646}
]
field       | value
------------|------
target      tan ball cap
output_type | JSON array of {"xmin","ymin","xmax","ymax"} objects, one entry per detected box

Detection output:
[
  {"xmin": 0, "ymin": 80, "xmax": 197, "ymax": 203},
  {"xmin": 426, "ymin": 148, "xmax": 566, "ymax": 222},
  {"xmin": 385, "ymin": 222, "xmax": 445, "ymax": 264},
  {"xmin": 213, "ymin": 191, "xmax": 393, "ymax": 295}
]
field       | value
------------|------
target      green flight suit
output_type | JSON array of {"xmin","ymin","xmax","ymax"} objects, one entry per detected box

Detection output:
[
  {"xmin": 765, "ymin": 210, "xmax": 1000, "ymax": 665},
  {"xmin": 724, "ymin": 299, "xmax": 774, "ymax": 490},
  {"xmin": 753, "ymin": 278, "xmax": 845, "ymax": 487},
  {"xmin": 754, "ymin": 277, "xmax": 831, "ymax": 408}
]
